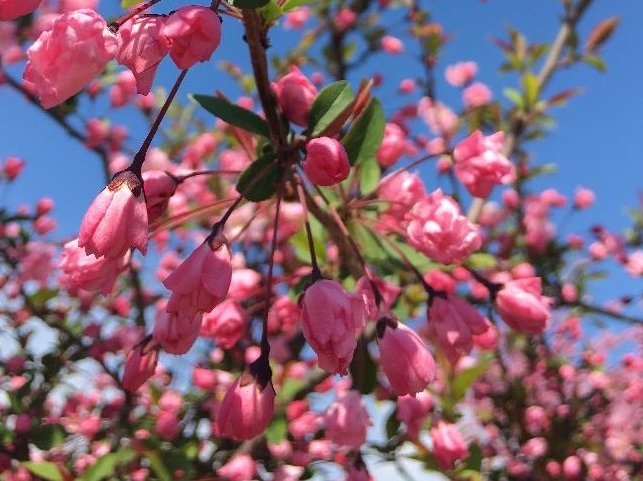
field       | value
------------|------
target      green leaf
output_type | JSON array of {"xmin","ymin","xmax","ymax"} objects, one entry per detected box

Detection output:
[
  {"xmin": 145, "ymin": 452, "xmax": 172, "ymax": 481},
  {"xmin": 31, "ymin": 425, "xmax": 66, "ymax": 451},
  {"xmin": 466, "ymin": 253, "xmax": 498, "ymax": 270},
  {"xmin": 282, "ymin": 0, "xmax": 310, "ymax": 11},
  {"xmin": 81, "ymin": 449, "xmax": 136, "ymax": 481},
  {"xmin": 358, "ymin": 157, "xmax": 381, "ymax": 195},
  {"xmin": 521, "ymin": 72, "xmax": 540, "ymax": 109},
  {"xmin": 260, "ymin": 0, "xmax": 282, "ymax": 22},
  {"xmin": 22, "ymin": 462, "xmax": 63, "ymax": 481},
  {"xmin": 451, "ymin": 357, "xmax": 492, "ymax": 403},
  {"xmin": 341, "ymin": 98, "xmax": 385, "ymax": 166},
  {"xmin": 503, "ymin": 88, "xmax": 523, "ymax": 108},
  {"xmin": 121, "ymin": 0, "xmax": 140, "ymax": 8},
  {"xmin": 308, "ymin": 81, "xmax": 354, "ymax": 136},
  {"xmin": 236, "ymin": 153, "xmax": 283, "ymax": 201},
  {"xmin": 583, "ymin": 54, "xmax": 607, "ymax": 72},
  {"xmin": 385, "ymin": 410, "xmax": 401, "ymax": 439},
  {"xmin": 229, "ymin": 0, "xmax": 271, "ymax": 8},
  {"xmin": 191, "ymin": 94, "xmax": 269, "ymax": 138},
  {"xmin": 265, "ymin": 415, "xmax": 288, "ymax": 443}
]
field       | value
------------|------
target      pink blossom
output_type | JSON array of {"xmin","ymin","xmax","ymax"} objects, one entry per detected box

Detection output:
[
  {"xmin": 23, "ymin": 9, "xmax": 118, "ymax": 109},
  {"xmin": 378, "ymin": 171, "xmax": 426, "ymax": 221},
  {"xmin": 3, "ymin": 156, "xmax": 24, "ymax": 181},
  {"xmin": 453, "ymin": 130, "xmax": 514, "ymax": 198},
  {"xmin": 378, "ymin": 321, "xmax": 435, "ymax": 396},
  {"xmin": 0, "ymin": 0, "xmax": 42, "ymax": 21},
  {"xmin": 355, "ymin": 275, "xmax": 400, "ymax": 321},
  {"xmin": 462, "ymin": 82, "xmax": 492, "ymax": 109},
  {"xmin": 59, "ymin": 0, "xmax": 98, "ymax": 11},
  {"xmin": 161, "ymin": 6, "xmax": 221, "ymax": 70},
  {"xmin": 200, "ymin": 299, "xmax": 247, "ymax": 349},
  {"xmin": 445, "ymin": 61, "xmax": 477, "ymax": 87},
  {"xmin": 85, "ymin": 119, "xmax": 109, "ymax": 148},
  {"xmin": 182, "ymin": 132, "xmax": 217, "ymax": 166},
  {"xmin": 495, "ymin": 277, "xmax": 551, "ymax": 334},
  {"xmin": 283, "ymin": 6, "xmax": 311, "ymax": 30},
  {"xmin": 300, "ymin": 279, "xmax": 365, "ymax": 375},
  {"xmin": 142, "ymin": 170, "xmax": 176, "ymax": 222},
  {"xmin": 574, "ymin": 186, "xmax": 595, "ymax": 209},
  {"xmin": 110, "ymin": 70, "xmax": 137, "ymax": 108},
  {"xmin": 59, "ymin": 238, "xmax": 129, "ymax": 295},
  {"xmin": 418, "ymin": 97, "xmax": 458, "ymax": 137},
  {"xmin": 217, "ymin": 454, "xmax": 256, "ymax": 481},
  {"xmin": 430, "ymin": 421, "xmax": 468, "ymax": 470},
  {"xmin": 303, "ymin": 137, "xmax": 350, "ymax": 186},
  {"xmin": 397, "ymin": 392, "xmax": 432, "ymax": 438},
  {"xmin": 563, "ymin": 456, "xmax": 582, "ymax": 480},
  {"xmin": 381, "ymin": 35, "xmax": 403, "ymax": 54},
  {"xmin": 427, "ymin": 295, "xmax": 489, "ymax": 364},
  {"xmin": 216, "ymin": 371, "xmax": 275, "ymax": 440},
  {"xmin": 155, "ymin": 411, "xmax": 180, "ymax": 439},
  {"xmin": 399, "ymin": 78, "xmax": 416, "ymax": 93},
  {"xmin": 376, "ymin": 123, "xmax": 407, "ymax": 167},
  {"xmin": 273, "ymin": 66, "xmax": 317, "ymax": 127},
  {"xmin": 625, "ymin": 250, "xmax": 643, "ymax": 276},
  {"xmin": 325, "ymin": 390, "xmax": 370, "ymax": 449},
  {"xmin": 406, "ymin": 189, "xmax": 482, "ymax": 264},
  {"xmin": 273, "ymin": 465, "xmax": 304, "ymax": 481},
  {"xmin": 78, "ymin": 171, "xmax": 148, "ymax": 258},
  {"xmin": 163, "ymin": 239, "xmax": 232, "ymax": 315},
  {"xmin": 153, "ymin": 300, "xmax": 203, "ymax": 355},
  {"xmin": 334, "ymin": 7, "xmax": 357, "ymax": 31},
  {"xmin": 116, "ymin": 15, "xmax": 169, "ymax": 95}
]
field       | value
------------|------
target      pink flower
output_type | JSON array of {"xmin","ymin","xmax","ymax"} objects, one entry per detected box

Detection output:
[
  {"xmin": 59, "ymin": 0, "xmax": 98, "ymax": 11},
  {"xmin": 161, "ymin": 6, "xmax": 221, "ymax": 70},
  {"xmin": 324, "ymin": 390, "xmax": 370, "ymax": 449},
  {"xmin": 462, "ymin": 82, "xmax": 492, "ymax": 109},
  {"xmin": 300, "ymin": 279, "xmax": 365, "ymax": 375},
  {"xmin": 200, "ymin": 299, "xmax": 247, "ymax": 349},
  {"xmin": 430, "ymin": 421, "xmax": 468, "ymax": 470},
  {"xmin": 153, "ymin": 300, "xmax": 203, "ymax": 355},
  {"xmin": 78, "ymin": 171, "xmax": 148, "ymax": 259},
  {"xmin": 445, "ymin": 61, "xmax": 477, "ymax": 87},
  {"xmin": 417, "ymin": 97, "xmax": 458, "ymax": 137},
  {"xmin": 453, "ymin": 130, "xmax": 514, "ymax": 198},
  {"xmin": 406, "ymin": 189, "xmax": 482, "ymax": 265},
  {"xmin": 116, "ymin": 15, "xmax": 169, "ymax": 95},
  {"xmin": 3, "ymin": 156, "xmax": 25, "ymax": 181},
  {"xmin": 122, "ymin": 342, "xmax": 159, "ymax": 392},
  {"xmin": 303, "ymin": 137, "xmax": 350, "ymax": 186},
  {"xmin": 0, "ymin": 0, "xmax": 42, "ymax": 21},
  {"xmin": 216, "ymin": 370, "xmax": 275, "ymax": 440},
  {"xmin": 376, "ymin": 123, "xmax": 407, "ymax": 167},
  {"xmin": 163, "ymin": 239, "xmax": 232, "ymax": 315},
  {"xmin": 283, "ymin": 6, "xmax": 311, "ymax": 30},
  {"xmin": 378, "ymin": 171, "xmax": 426, "ymax": 220},
  {"xmin": 142, "ymin": 170, "xmax": 176, "ymax": 222},
  {"xmin": 397, "ymin": 392, "xmax": 432, "ymax": 438},
  {"xmin": 217, "ymin": 454, "xmax": 256, "ymax": 481},
  {"xmin": 563, "ymin": 456, "xmax": 582, "ymax": 480},
  {"xmin": 334, "ymin": 8, "xmax": 357, "ymax": 31},
  {"xmin": 273, "ymin": 66, "xmax": 317, "ymax": 127},
  {"xmin": 155, "ymin": 411, "xmax": 180, "ymax": 439},
  {"xmin": 59, "ymin": 239, "xmax": 129, "ymax": 295},
  {"xmin": 381, "ymin": 35, "xmax": 404, "ymax": 54},
  {"xmin": 110, "ymin": 70, "xmax": 137, "ymax": 108},
  {"xmin": 427, "ymin": 295, "xmax": 489, "ymax": 364},
  {"xmin": 378, "ymin": 320, "xmax": 435, "ymax": 396},
  {"xmin": 23, "ymin": 9, "xmax": 118, "ymax": 109},
  {"xmin": 573, "ymin": 187, "xmax": 595, "ymax": 209},
  {"xmin": 495, "ymin": 277, "xmax": 551, "ymax": 334}
]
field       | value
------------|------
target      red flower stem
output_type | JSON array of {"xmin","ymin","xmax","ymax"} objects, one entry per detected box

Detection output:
[
  {"xmin": 295, "ymin": 179, "xmax": 322, "ymax": 281},
  {"xmin": 261, "ymin": 182, "xmax": 283, "ymax": 355}
]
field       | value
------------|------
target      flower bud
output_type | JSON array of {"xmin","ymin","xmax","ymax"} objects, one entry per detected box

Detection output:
[
  {"xmin": 324, "ymin": 390, "xmax": 370, "ymax": 449},
  {"xmin": 303, "ymin": 137, "xmax": 350, "ymax": 187},
  {"xmin": 431, "ymin": 421, "xmax": 468, "ymax": 469},
  {"xmin": 495, "ymin": 277, "xmax": 551, "ymax": 334},
  {"xmin": 122, "ymin": 341, "xmax": 159, "ymax": 392},
  {"xmin": 273, "ymin": 66, "xmax": 317, "ymax": 126}
]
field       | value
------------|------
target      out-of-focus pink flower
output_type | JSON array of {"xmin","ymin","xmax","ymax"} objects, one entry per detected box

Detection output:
[
  {"xmin": 520, "ymin": 437, "xmax": 548, "ymax": 459},
  {"xmin": 78, "ymin": 171, "xmax": 148, "ymax": 259},
  {"xmin": 23, "ymin": 9, "xmax": 118, "ymax": 109},
  {"xmin": 381, "ymin": 35, "xmax": 403, "ymax": 54},
  {"xmin": 355, "ymin": 275, "xmax": 400, "ymax": 321},
  {"xmin": 216, "ymin": 370, "xmax": 275, "ymax": 440},
  {"xmin": 325, "ymin": 390, "xmax": 370, "ymax": 449},
  {"xmin": 161, "ymin": 6, "xmax": 221, "ymax": 70},
  {"xmin": 155, "ymin": 411, "xmax": 180, "ymax": 439},
  {"xmin": 163, "ymin": 239, "xmax": 232, "ymax": 315},
  {"xmin": 3, "ymin": 156, "xmax": 25, "ymax": 181},
  {"xmin": 418, "ymin": 97, "xmax": 458, "ymax": 137},
  {"xmin": 378, "ymin": 321, "xmax": 435, "ymax": 396},
  {"xmin": 378, "ymin": 171, "xmax": 426, "ymax": 220},
  {"xmin": 495, "ymin": 277, "xmax": 551, "ymax": 334},
  {"xmin": 462, "ymin": 82, "xmax": 492, "ymax": 109},
  {"xmin": 182, "ymin": 132, "xmax": 217, "ymax": 166},
  {"xmin": 563, "ymin": 455, "xmax": 582, "ymax": 480},
  {"xmin": 59, "ymin": 0, "xmax": 98, "ymax": 11},
  {"xmin": 573, "ymin": 187, "xmax": 595, "ymax": 209},
  {"xmin": 0, "ymin": 0, "xmax": 42, "ymax": 21},
  {"xmin": 116, "ymin": 15, "xmax": 169, "ymax": 95},
  {"xmin": 445, "ymin": 61, "xmax": 478, "ymax": 87},
  {"xmin": 399, "ymin": 78, "xmax": 416, "ymax": 94},
  {"xmin": 453, "ymin": 130, "xmax": 514, "ymax": 198},
  {"xmin": 625, "ymin": 250, "xmax": 643, "ymax": 277},
  {"xmin": 283, "ymin": 6, "xmax": 311, "ymax": 29},
  {"xmin": 153, "ymin": 300, "xmax": 203, "ymax": 355},
  {"xmin": 334, "ymin": 7, "xmax": 357, "ymax": 31},
  {"xmin": 376, "ymin": 123, "xmax": 407, "ymax": 167},
  {"xmin": 431, "ymin": 421, "xmax": 468, "ymax": 470},
  {"xmin": 397, "ymin": 392, "xmax": 432, "ymax": 438},
  {"xmin": 300, "ymin": 279, "xmax": 365, "ymax": 375},
  {"xmin": 472, "ymin": 318, "xmax": 498, "ymax": 350},
  {"xmin": 216, "ymin": 454, "xmax": 256, "ymax": 481},
  {"xmin": 303, "ymin": 137, "xmax": 350, "ymax": 186},
  {"xmin": 273, "ymin": 465, "xmax": 304, "ymax": 481},
  {"xmin": 122, "ymin": 342, "xmax": 159, "ymax": 392},
  {"xmin": 142, "ymin": 170, "xmax": 176, "ymax": 222},
  {"xmin": 273, "ymin": 66, "xmax": 317, "ymax": 127},
  {"xmin": 427, "ymin": 295, "xmax": 489, "ymax": 364},
  {"xmin": 110, "ymin": 70, "xmax": 137, "ymax": 108},
  {"xmin": 59, "ymin": 239, "xmax": 129, "ymax": 295},
  {"xmin": 200, "ymin": 299, "xmax": 246, "ymax": 349},
  {"xmin": 406, "ymin": 189, "xmax": 482, "ymax": 265}
]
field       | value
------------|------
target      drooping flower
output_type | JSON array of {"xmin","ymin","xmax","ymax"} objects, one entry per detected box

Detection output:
[
  {"xmin": 431, "ymin": 421, "xmax": 469, "ymax": 469},
  {"xmin": 200, "ymin": 299, "xmax": 247, "ymax": 349},
  {"xmin": 324, "ymin": 390, "xmax": 371, "ymax": 449},
  {"xmin": 122, "ymin": 340, "xmax": 159, "ymax": 392},
  {"xmin": 495, "ymin": 277, "xmax": 551, "ymax": 334},
  {"xmin": 153, "ymin": 300, "xmax": 203, "ymax": 355}
]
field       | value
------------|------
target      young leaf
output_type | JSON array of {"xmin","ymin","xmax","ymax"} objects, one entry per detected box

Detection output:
[
  {"xmin": 341, "ymin": 98, "xmax": 385, "ymax": 166},
  {"xmin": 191, "ymin": 94, "xmax": 270, "ymax": 138},
  {"xmin": 308, "ymin": 81, "xmax": 354, "ymax": 136},
  {"xmin": 22, "ymin": 462, "xmax": 63, "ymax": 481},
  {"xmin": 358, "ymin": 157, "xmax": 381, "ymax": 195},
  {"xmin": 121, "ymin": 0, "xmax": 141, "ymax": 8},
  {"xmin": 236, "ymin": 153, "xmax": 283, "ymax": 201}
]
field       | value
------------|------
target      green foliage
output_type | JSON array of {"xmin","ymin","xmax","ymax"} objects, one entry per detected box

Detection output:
[
  {"xmin": 308, "ymin": 81, "xmax": 354, "ymax": 136},
  {"xmin": 81, "ymin": 449, "xmax": 136, "ymax": 481},
  {"xmin": 342, "ymin": 98, "xmax": 385, "ymax": 167},
  {"xmin": 22, "ymin": 462, "xmax": 63, "ymax": 481},
  {"xmin": 236, "ymin": 153, "xmax": 283, "ymax": 201},
  {"xmin": 120, "ymin": 0, "xmax": 140, "ymax": 8},
  {"xmin": 191, "ymin": 94, "xmax": 270, "ymax": 138}
]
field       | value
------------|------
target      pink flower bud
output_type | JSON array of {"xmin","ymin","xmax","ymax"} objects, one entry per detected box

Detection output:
[
  {"xmin": 142, "ymin": 170, "xmax": 176, "ymax": 222},
  {"xmin": 300, "ymin": 279, "xmax": 365, "ymax": 375},
  {"xmin": 155, "ymin": 411, "xmax": 180, "ymax": 439},
  {"xmin": 453, "ymin": 130, "xmax": 514, "ymax": 198},
  {"xmin": 283, "ymin": 6, "xmax": 311, "ymax": 29},
  {"xmin": 430, "ymin": 421, "xmax": 468, "ymax": 470},
  {"xmin": 216, "ymin": 368, "xmax": 275, "ymax": 441},
  {"xmin": 462, "ymin": 82, "xmax": 492, "ymax": 109},
  {"xmin": 378, "ymin": 320, "xmax": 435, "ymax": 396},
  {"xmin": 163, "ymin": 239, "xmax": 232, "ymax": 315},
  {"xmin": 3, "ymin": 156, "xmax": 25, "ymax": 181},
  {"xmin": 378, "ymin": 171, "xmax": 426, "ymax": 220},
  {"xmin": 23, "ymin": 9, "xmax": 118, "ymax": 109},
  {"xmin": 273, "ymin": 66, "xmax": 317, "ymax": 126},
  {"xmin": 334, "ymin": 8, "xmax": 357, "ymax": 31},
  {"xmin": 381, "ymin": 35, "xmax": 403, "ymax": 54},
  {"xmin": 122, "ymin": 341, "xmax": 159, "ymax": 392},
  {"xmin": 445, "ymin": 61, "xmax": 477, "ymax": 87},
  {"xmin": 153, "ymin": 300, "xmax": 203, "ymax": 355},
  {"xmin": 324, "ymin": 390, "xmax": 370, "ymax": 449},
  {"xmin": 376, "ymin": 123, "xmax": 407, "ymax": 167},
  {"xmin": 427, "ymin": 295, "xmax": 489, "ymax": 364},
  {"xmin": 78, "ymin": 170, "xmax": 148, "ymax": 258},
  {"xmin": 406, "ymin": 189, "xmax": 482, "ymax": 265},
  {"xmin": 200, "ymin": 299, "xmax": 247, "ymax": 349},
  {"xmin": 217, "ymin": 454, "xmax": 256, "ymax": 481},
  {"xmin": 0, "ymin": 0, "xmax": 42, "ymax": 21},
  {"xmin": 573, "ymin": 187, "xmax": 595, "ymax": 209},
  {"xmin": 109, "ymin": 70, "xmax": 137, "ymax": 108},
  {"xmin": 116, "ymin": 15, "xmax": 169, "ymax": 95},
  {"xmin": 495, "ymin": 277, "xmax": 551, "ymax": 334},
  {"xmin": 563, "ymin": 456, "xmax": 582, "ymax": 480},
  {"xmin": 161, "ymin": 6, "xmax": 221, "ymax": 70},
  {"xmin": 303, "ymin": 137, "xmax": 350, "ymax": 186},
  {"xmin": 36, "ymin": 197, "xmax": 54, "ymax": 216},
  {"xmin": 396, "ymin": 391, "xmax": 432, "ymax": 438}
]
